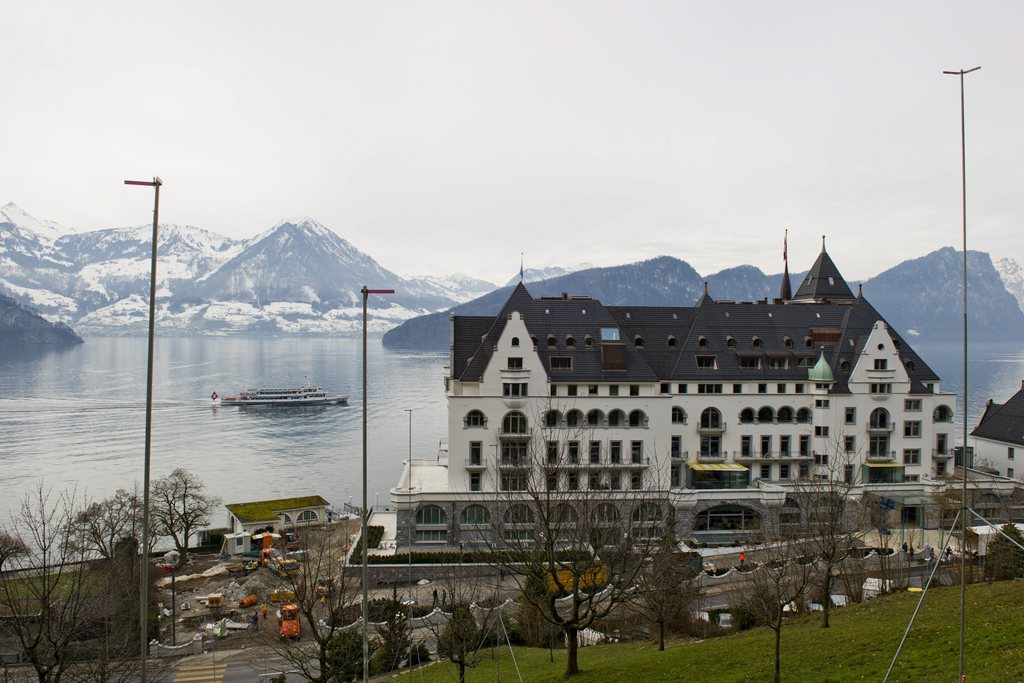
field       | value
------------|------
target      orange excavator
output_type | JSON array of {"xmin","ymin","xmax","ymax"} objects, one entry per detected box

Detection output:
[{"xmin": 279, "ymin": 603, "xmax": 301, "ymax": 640}]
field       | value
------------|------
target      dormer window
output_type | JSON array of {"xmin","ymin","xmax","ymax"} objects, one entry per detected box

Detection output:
[
  {"xmin": 546, "ymin": 335, "xmax": 557, "ymax": 348},
  {"xmin": 601, "ymin": 328, "xmax": 620, "ymax": 341},
  {"xmin": 565, "ymin": 335, "xmax": 576, "ymax": 348},
  {"xmin": 726, "ymin": 336, "xmax": 736, "ymax": 348},
  {"xmin": 584, "ymin": 335, "xmax": 594, "ymax": 348},
  {"xmin": 696, "ymin": 355, "xmax": 718, "ymax": 369},
  {"xmin": 805, "ymin": 337, "xmax": 814, "ymax": 348},
  {"xmin": 752, "ymin": 336, "xmax": 762, "ymax": 348},
  {"xmin": 698, "ymin": 336, "xmax": 708, "ymax": 347},
  {"xmin": 550, "ymin": 357, "xmax": 572, "ymax": 371},
  {"xmin": 668, "ymin": 336, "xmax": 677, "ymax": 347},
  {"xmin": 511, "ymin": 336, "xmax": 520, "ymax": 347},
  {"xmin": 784, "ymin": 337, "xmax": 793, "ymax": 348},
  {"xmin": 507, "ymin": 357, "xmax": 523, "ymax": 370},
  {"xmin": 634, "ymin": 336, "xmax": 645, "ymax": 348}
]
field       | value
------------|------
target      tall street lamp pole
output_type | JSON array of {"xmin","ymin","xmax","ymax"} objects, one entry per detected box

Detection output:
[
  {"xmin": 361, "ymin": 285, "xmax": 393, "ymax": 682},
  {"xmin": 123, "ymin": 176, "xmax": 162, "ymax": 683},
  {"xmin": 404, "ymin": 407, "xmax": 413, "ymax": 677},
  {"xmin": 942, "ymin": 64, "xmax": 980, "ymax": 683}
]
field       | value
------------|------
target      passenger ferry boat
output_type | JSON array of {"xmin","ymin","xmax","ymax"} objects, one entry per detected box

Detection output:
[{"xmin": 213, "ymin": 384, "xmax": 348, "ymax": 407}]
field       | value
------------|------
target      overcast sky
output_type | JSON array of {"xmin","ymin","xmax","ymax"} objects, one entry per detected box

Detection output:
[{"xmin": 2, "ymin": 2, "xmax": 1021, "ymax": 285}]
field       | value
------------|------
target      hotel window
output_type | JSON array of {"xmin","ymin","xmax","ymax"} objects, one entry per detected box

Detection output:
[
  {"xmin": 795, "ymin": 384, "xmax": 805, "ymax": 394},
  {"xmin": 1009, "ymin": 447, "xmax": 1015, "ymax": 461},
  {"xmin": 696, "ymin": 356, "xmax": 718, "ymax": 369},
  {"xmin": 800, "ymin": 435, "xmax": 810, "ymax": 457},
  {"xmin": 869, "ymin": 436, "xmax": 889, "ymax": 458},
  {"xmin": 700, "ymin": 436, "xmax": 721, "ymax": 458},
  {"xmin": 630, "ymin": 385, "xmax": 640, "ymax": 396},
  {"xmin": 936, "ymin": 433, "xmax": 948, "ymax": 455},
  {"xmin": 760, "ymin": 435, "xmax": 772, "ymax": 458},
  {"xmin": 564, "ymin": 385, "xmax": 578, "ymax": 397},
  {"xmin": 904, "ymin": 421, "xmax": 921, "ymax": 438},
  {"xmin": 671, "ymin": 436, "xmax": 682, "ymax": 459},
  {"xmin": 815, "ymin": 426, "xmax": 829, "ymax": 437},
  {"xmin": 758, "ymin": 383, "xmax": 768, "ymax": 394},
  {"xmin": 546, "ymin": 441, "xmax": 559, "ymax": 465},
  {"xmin": 610, "ymin": 473, "xmax": 622, "ymax": 490},
  {"xmin": 631, "ymin": 441, "xmax": 643, "ymax": 464},
  {"xmin": 768, "ymin": 357, "xmax": 788, "ymax": 370},
  {"xmin": 660, "ymin": 383, "xmax": 671, "ymax": 394},
  {"xmin": 845, "ymin": 407, "xmax": 856, "ymax": 424},
  {"xmin": 678, "ymin": 383, "xmax": 688, "ymax": 393},
  {"xmin": 780, "ymin": 435, "xmax": 791, "ymax": 457},
  {"xmin": 741, "ymin": 436, "xmax": 752, "ymax": 457},
  {"xmin": 799, "ymin": 463, "xmax": 809, "ymax": 479},
  {"xmin": 550, "ymin": 357, "xmax": 572, "ymax": 371},
  {"xmin": 630, "ymin": 472, "xmax": 643, "ymax": 490},
  {"xmin": 546, "ymin": 474, "xmax": 558, "ymax": 491},
  {"xmin": 844, "ymin": 464, "xmax": 854, "ymax": 483},
  {"xmin": 816, "ymin": 399, "xmax": 830, "ymax": 408},
  {"xmin": 1009, "ymin": 468, "xmax": 1015, "ymax": 478},
  {"xmin": 874, "ymin": 359, "xmax": 888, "ymax": 370},
  {"xmin": 507, "ymin": 357, "xmax": 523, "ymax": 369},
  {"xmin": 609, "ymin": 385, "xmax": 619, "ymax": 396},
  {"xmin": 844, "ymin": 436, "xmax": 856, "ymax": 453},
  {"xmin": 905, "ymin": 399, "xmax": 922, "ymax": 411},
  {"xmin": 671, "ymin": 464, "xmax": 681, "ymax": 487},
  {"xmin": 739, "ymin": 357, "xmax": 761, "ymax": 370},
  {"xmin": 698, "ymin": 383, "xmax": 723, "ymax": 394},
  {"xmin": 503, "ymin": 382, "xmax": 527, "ymax": 397},
  {"xmin": 500, "ymin": 473, "xmax": 527, "ymax": 490},
  {"xmin": 610, "ymin": 441, "xmax": 622, "ymax": 464},
  {"xmin": 590, "ymin": 441, "xmax": 601, "ymax": 464},
  {"xmin": 671, "ymin": 407, "xmax": 687, "ymax": 424},
  {"xmin": 760, "ymin": 464, "xmax": 771, "ymax": 479},
  {"xmin": 779, "ymin": 464, "xmax": 790, "ymax": 479},
  {"xmin": 469, "ymin": 442, "xmax": 482, "ymax": 466},
  {"xmin": 567, "ymin": 441, "xmax": 579, "ymax": 463},
  {"xmin": 814, "ymin": 452, "xmax": 828, "ymax": 466},
  {"xmin": 733, "ymin": 384, "xmax": 743, "ymax": 394},
  {"xmin": 870, "ymin": 383, "xmax": 892, "ymax": 394},
  {"xmin": 589, "ymin": 384, "xmax": 599, "ymax": 396},
  {"xmin": 469, "ymin": 473, "xmax": 481, "ymax": 491},
  {"xmin": 903, "ymin": 449, "xmax": 921, "ymax": 465},
  {"xmin": 777, "ymin": 384, "xmax": 787, "ymax": 393},
  {"xmin": 550, "ymin": 385, "xmax": 557, "ymax": 397},
  {"xmin": 567, "ymin": 472, "xmax": 579, "ymax": 490},
  {"xmin": 465, "ymin": 410, "xmax": 487, "ymax": 428},
  {"xmin": 588, "ymin": 472, "xmax": 600, "ymax": 490}
]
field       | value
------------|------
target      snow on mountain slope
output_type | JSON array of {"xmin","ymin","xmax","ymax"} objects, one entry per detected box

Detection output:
[
  {"xmin": 0, "ymin": 203, "xmax": 75, "ymax": 242},
  {"xmin": 503, "ymin": 263, "xmax": 595, "ymax": 287},
  {"xmin": 405, "ymin": 272, "xmax": 498, "ymax": 303},
  {"xmin": 996, "ymin": 257, "xmax": 1024, "ymax": 311}
]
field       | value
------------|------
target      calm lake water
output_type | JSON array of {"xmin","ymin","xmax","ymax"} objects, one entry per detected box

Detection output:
[
  {"xmin": 0, "ymin": 336, "xmax": 1021, "ymax": 523},
  {"xmin": 0, "ymin": 337, "xmax": 448, "ymax": 524}
]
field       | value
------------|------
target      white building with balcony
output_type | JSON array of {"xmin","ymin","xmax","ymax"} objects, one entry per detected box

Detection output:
[{"xmin": 391, "ymin": 242, "xmax": 965, "ymax": 548}]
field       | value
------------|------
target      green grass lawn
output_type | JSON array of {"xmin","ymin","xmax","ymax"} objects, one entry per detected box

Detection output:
[{"xmin": 394, "ymin": 581, "xmax": 1024, "ymax": 682}]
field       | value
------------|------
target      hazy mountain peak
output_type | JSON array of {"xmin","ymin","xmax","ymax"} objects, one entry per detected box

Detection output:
[
  {"xmin": 997, "ymin": 257, "xmax": 1024, "ymax": 311},
  {"xmin": 0, "ymin": 202, "xmax": 75, "ymax": 242}
]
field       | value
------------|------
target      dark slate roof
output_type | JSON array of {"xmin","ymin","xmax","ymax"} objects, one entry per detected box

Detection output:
[
  {"xmin": 793, "ymin": 240, "xmax": 855, "ymax": 301},
  {"xmin": 452, "ymin": 283, "xmax": 942, "ymax": 393},
  {"xmin": 971, "ymin": 383, "xmax": 1024, "ymax": 447}
]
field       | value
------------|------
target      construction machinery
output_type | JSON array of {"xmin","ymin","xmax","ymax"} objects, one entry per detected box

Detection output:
[
  {"xmin": 279, "ymin": 603, "xmax": 300, "ymax": 640},
  {"xmin": 260, "ymin": 547, "xmax": 300, "ymax": 577}
]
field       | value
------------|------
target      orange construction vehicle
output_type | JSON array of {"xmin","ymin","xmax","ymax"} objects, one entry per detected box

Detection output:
[
  {"xmin": 260, "ymin": 547, "xmax": 300, "ymax": 577},
  {"xmin": 279, "ymin": 603, "xmax": 300, "ymax": 640}
]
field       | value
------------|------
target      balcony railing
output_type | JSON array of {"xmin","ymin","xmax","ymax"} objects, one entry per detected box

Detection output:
[
  {"xmin": 697, "ymin": 421, "xmax": 726, "ymax": 435},
  {"xmin": 867, "ymin": 450, "xmax": 897, "ymax": 462}
]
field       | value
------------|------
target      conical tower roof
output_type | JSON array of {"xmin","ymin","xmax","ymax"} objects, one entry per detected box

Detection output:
[
  {"xmin": 808, "ymin": 348, "xmax": 834, "ymax": 383},
  {"xmin": 780, "ymin": 260, "xmax": 793, "ymax": 301},
  {"xmin": 793, "ymin": 236, "xmax": 854, "ymax": 301}
]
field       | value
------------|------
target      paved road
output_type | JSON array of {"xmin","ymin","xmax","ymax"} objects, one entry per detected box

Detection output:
[{"xmin": 171, "ymin": 653, "xmax": 304, "ymax": 683}]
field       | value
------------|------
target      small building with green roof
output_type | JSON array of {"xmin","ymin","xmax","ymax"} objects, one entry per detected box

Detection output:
[{"xmin": 225, "ymin": 495, "xmax": 331, "ymax": 535}]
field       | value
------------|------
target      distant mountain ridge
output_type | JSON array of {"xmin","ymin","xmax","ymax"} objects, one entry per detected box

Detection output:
[{"xmin": 383, "ymin": 249, "xmax": 1024, "ymax": 348}]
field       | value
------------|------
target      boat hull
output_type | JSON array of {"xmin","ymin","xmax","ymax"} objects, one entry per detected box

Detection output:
[{"xmin": 221, "ymin": 396, "xmax": 348, "ymax": 407}]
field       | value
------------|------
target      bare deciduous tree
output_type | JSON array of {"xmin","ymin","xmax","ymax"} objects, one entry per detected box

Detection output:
[
  {"xmin": 73, "ymin": 488, "xmax": 151, "ymax": 560},
  {"xmin": 150, "ymin": 469, "xmax": 219, "ymax": 559},
  {"xmin": 633, "ymin": 522, "xmax": 699, "ymax": 651},
  {"xmin": 476, "ymin": 401, "xmax": 666, "ymax": 676}
]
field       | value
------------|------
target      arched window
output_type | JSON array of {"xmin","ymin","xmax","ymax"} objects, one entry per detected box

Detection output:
[
  {"xmin": 693, "ymin": 504, "xmax": 762, "ymax": 532},
  {"xmin": 668, "ymin": 336, "xmax": 677, "ymax": 347},
  {"xmin": 739, "ymin": 408, "xmax": 755, "ymax": 424},
  {"xmin": 700, "ymin": 408, "xmax": 722, "ymax": 429},
  {"xmin": 726, "ymin": 336, "xmax": 736, "ymax": 348},
  {"xmin": 416, "ymin": 505, "xmax": 447, "ymax": 525},
  {"xmin": 565, "ymin": 410, "xmax": 583, "ymax": 427},
  {"xmin": 586, "ymin": 409, "xmax": 605, "ymax": 427},
  {"xmin": 546, "ymin": 335, "xmax": 557, "ymax": 348},
  {"xmin": 296, "ymin": 509, "xmax": 318, "ymax": 524},
  {"xmin": 511, "ymin": 336, "xmax": 520, "ymax": 347},
  {"xmin": 459, "ymin": 505, "xmax": 490, "ymax": 525},
  {"xmin": 565, "ymin": 335, "xmax": 576, "ymax": 348},
  {"xmin": 530, "ymin": 335, "xmax": 538, "ymax": 348},
  {"xmin": 870, "ymin": 408, "xmax": 890, "ymax": 429},
  {"xmin": 607, "ymin": 409, "xmax": 625, "ymax": 427},
  {"xmin": 796, "ymin": 408, "xmax": 812, "ymax": 423},
  {"xmin": 544, "ymin": 410, "xmax": 562, "ymax": 428},
  {"xmin": 416, "ymin": 505, "xmax": 448, "ymax": 543},
  {"xmin": 504, "ymin": 504, "xmax": 534, "ymax": 525},
  {"xmin": 584, "ymin": 335, "xmax": 594, "ymax": 348},
  {"xmin": 784, "ymin": 336, "xmax": 793, "ymax": 348},
  {"xmin": 592, "ymin": 503, "xmax": 620, "ymax": 525},
  {"xmin": 698, "ymin": 336, "xmax": 708, "ymax": 347},
  {"xmin": 933, "ymin": 405, "xmax": 953, "ymax": 422},
  {"xmin": 631, "ymin": 503, "xmax": 662, "ymax": 523},
  {"xmin": 779, "ymin": 499, "xmax": 801, "ymax": 528},
  {"xmin": 905, "ymin": 360, "xmax": 916, "ymax": 371},
  {"xmin": 502, "ymin": 411, "xmax": 528, "ymax": 434},
  {"xmin": 550, "ymin": 503, "xmax": 578, "ymax": 527},
  {"xmin": 840, "ymin": 359, "xmax": 850, "ymax": 371},
  {"xmin": 805, "ymin": 336, "xmax": 814, "ymax": 349},
  {"xmin": 634, "ymin": 336, "xmax": 645, "ymax": 348},
  {"xmin": 464, "ymin": 410, "xmax": 487, "ymax": 428},
  {"xmin": 777, "ymin": 406, "xmax": 794, "ymax": 423},
  {"xmin": 628, "ymin": 410, "xmax": 646, "ymax": 427},
  {"xmin": 672, "ymin": 406, "xmax": 687, "ymax": 424},
  {"xmin": 757, "ymin": 406, "xmax": 775, "ymax": 423},
  {"xmin": 752, "ymin": 336, "xmax": 762, "ymax": 348}
]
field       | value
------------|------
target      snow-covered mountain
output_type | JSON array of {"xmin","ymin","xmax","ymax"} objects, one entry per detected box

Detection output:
[
  {"xmin": 404, "ymin": 273, "xmax": 498, "ymax": 304},
  {"xmin": 503, "ymin": 263, "xmax": 595, "ymax": 287},
  {"xmin": 0, "ymin": 206, "xmax": 468, "ymax": 335},
  {"xmin": 997, "ymin": 257, "xmax": 1024, "ymax": 312}
]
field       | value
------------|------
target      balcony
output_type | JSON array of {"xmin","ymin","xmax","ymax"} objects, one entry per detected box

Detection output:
[
  {"xmin": 932, "ymin": 449, "xmax": 953, "ymax": 459},
  {"xmin": 867, "ymin": 450, "xmax": 897, "ymax": 462},
  {"xmin": 696, "ymin": 421, "xmax": 726, "ymax": 436},
  {"xmin": 867, "ymin": 422, "xmax": 893, "ymax": 434}
]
